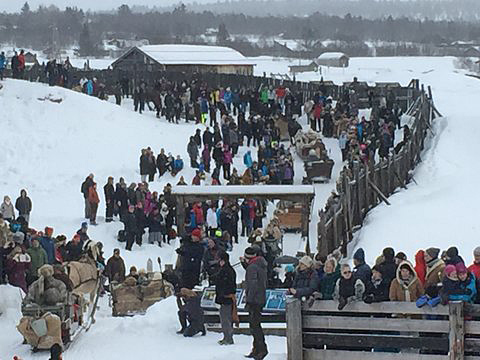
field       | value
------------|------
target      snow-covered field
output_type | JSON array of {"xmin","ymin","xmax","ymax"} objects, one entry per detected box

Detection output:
[{"xmin": 0, "ymin": 55, "xmax": 477, "ymax": 359}]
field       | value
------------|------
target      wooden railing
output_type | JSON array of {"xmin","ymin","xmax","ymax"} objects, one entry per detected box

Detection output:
[
  {"xmin": 286, "ymin": 298, "xmax": 480, "ymax": 360},
  {"xmin": 317, "ymin": 83, "xmax": 441, "ymax": 257}
]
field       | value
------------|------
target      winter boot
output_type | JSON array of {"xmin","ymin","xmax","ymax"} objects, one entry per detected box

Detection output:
[
  {"xmin": 428, "ymin": 296, "xmax": 441, "ymax": 307},
  {"xmin": 416, "ymin": 295, "xmax": 429, "ymax": 308}
]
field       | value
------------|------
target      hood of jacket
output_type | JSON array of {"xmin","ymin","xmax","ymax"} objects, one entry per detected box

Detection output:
[{"xmin": 396, "ymin": 260, "xmax": 418, "ymax": 286}]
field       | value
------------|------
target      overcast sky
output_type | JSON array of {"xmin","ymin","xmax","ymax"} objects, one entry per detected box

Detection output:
[{"xmin": 0, "ymin": 0, "xmax": 220, "ymax": 13}]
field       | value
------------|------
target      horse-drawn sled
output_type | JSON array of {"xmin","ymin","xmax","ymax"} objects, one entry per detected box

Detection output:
[
  {"xmin": 17, "ymin": 242, "xmax": 102, "ymax": 351},
  {"xmin": 110, "ymin": 271, "xmax": 174, "ymax": 316}
]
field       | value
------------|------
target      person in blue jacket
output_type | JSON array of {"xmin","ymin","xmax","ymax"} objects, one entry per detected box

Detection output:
[
  {"xmin": 40, "ymin": 227, "xmax": 56, "ymax": 264},
  {"xmin": 243, "ymin": 151, "xmax": 253, "ymax": 168},
  {"xmin": 223, "ymin": 87, "xmax": 233, "ymax": 112},
  {"xmin": 451, "ymin": 262, "xmax": 477, "ymax": 303},
  {"xmin": 0, "ymin": 51, "xmax": 5, "ymax": 80}
]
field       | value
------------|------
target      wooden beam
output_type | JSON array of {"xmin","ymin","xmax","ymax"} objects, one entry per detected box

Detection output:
[
  {"xmin": 303, "ymin": 315, "xmax": 449, "ymax": 333},
  {"xmin": 206, "ymin": 326, "xmax": 285, "ymax": 336},
  {"xmin": 304, "ymin": 349, "xmax": 448, "ymax": 360},
  {"xmin": 302, "ymin": 332, "xmax": 448, "ymax": 352},
  {"xmin": 286, "ymin": 297, "xmax": 303, "ymax": 360},
  {"xmin": 449, "ymin": 301, "xmax": 465, "ymax": 360},
  {"xmin": 303, "ymin": 300, "xmax": 449, "ymax": 316},
  {"xmin": 368, "ymin": 178, "xmax": 391, "ymax": 205}
]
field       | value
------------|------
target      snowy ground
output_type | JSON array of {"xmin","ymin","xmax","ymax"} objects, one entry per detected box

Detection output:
[{"xmin": 0, "ymin": 55, "xmax": 474, "ymax": 359}]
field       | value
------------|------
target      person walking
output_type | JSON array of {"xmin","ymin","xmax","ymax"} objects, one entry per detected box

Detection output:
[
  {"xmin": 241, "ymin": 246, "xmax": 268, "ymax": 360},
  {"xmin": 213, "ymin": 251, "xmax": 237, "ymax": 345},
  {"xmin": 88, "ymin": 183, "xmax": 100, "ymax": 225},
  {"xmin": 15, "ymin": 189, "xmax": 32, "ymax": 223}
]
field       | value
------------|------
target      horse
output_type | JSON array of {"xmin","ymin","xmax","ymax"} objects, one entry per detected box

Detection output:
[{"xmin": 65, "ymin": 241, "xmax": 101, "ymax": 322}]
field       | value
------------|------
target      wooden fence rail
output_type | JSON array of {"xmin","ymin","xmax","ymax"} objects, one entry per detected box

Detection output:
[
  {"xmin": 286, "ymin": 298, "xmax": 480, "ymax": 360},
  {"xmin": 317, "ymin": 84, "xmax": 438, "ymax": 257}
]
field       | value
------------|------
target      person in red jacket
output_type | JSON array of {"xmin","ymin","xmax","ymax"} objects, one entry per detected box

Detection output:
[
  {"xmin": 468, "ymin": 247, "xmax": 480, "ymax": 279},
  {"xmin": 414, "ymin": 249, "xmax": 427, "ymax": 286},
  {"xmin": 18, "ymin": 50, "xmax": 26, "ymax": 79},
  {"xmin": 88, "ymin": 183, "xmax": 100, "ymax": 225},
  {"xmin": 192, "ymin": 203, "xmax": 204, "ymax": 226}
]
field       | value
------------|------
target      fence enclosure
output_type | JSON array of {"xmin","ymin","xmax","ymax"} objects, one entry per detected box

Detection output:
[
  {"xmin": 286, "ymin": 298, "xmax": 480, "ymax": 360},
  {"xmin": 317, "ymin": 83, "xmax": 440, "ymax": 258}
]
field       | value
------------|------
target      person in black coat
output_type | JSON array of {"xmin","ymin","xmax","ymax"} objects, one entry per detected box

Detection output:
[
  {"xmin": 352, "ymin": 248, "xmax": 372, "ymax": 285},
  {"xmin": 139, "ymin": 149, "xmax": 150, "ymax": 182},
  {"xmin": 81, "ymin": 174, "xmax": 94, "ymax": 219},
  {"xmin": 156, "ymin": 149, "xmax": 168, "ymax": 177},
  {"xmin": 115, "ymin": 180, "xmax": 128, "ymax": 219},
  {"xmin": 104, "ymin": 177, "xmax": 115, "ymax": 223},
  {"xmin": 213, "ymin": 251, "xmax": 237, "ymax": 345},
  {"xmin": 15, "ymin": 189, "xmax": 32, "ymax": 223},
  {"xmin": 123, "ymin": 206, "xmax": 138, "ymax": 251},
  {"xmin": 377, "ymin": 247, "xmax": 398, "ymax": 287},
  {"xmin": 176, "ymin": 229, "xmax": 204, "ymax": 289},
  {"xmin": 363, "ymin": 265, "xmax": 390, "ymax": 303},
  {"xmin": 134, "ymin": 203, "xmax": 147, "ymax": 246},
  {"xmin": 203, "ymin": 128, "xmax": 214, "ymax": 150}
]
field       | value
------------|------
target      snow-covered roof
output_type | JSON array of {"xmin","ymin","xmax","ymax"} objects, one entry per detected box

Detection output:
[
  {"xmin": 171, "ymin": 185, "xmax": 315, "ymax": 196},
  {"xmin": 317, "ymin": 52, "xmax": 348, "ymax": 60},
  {"xmin": 136, "ymin": 44, "xmax": 255, "ymax": 66}
]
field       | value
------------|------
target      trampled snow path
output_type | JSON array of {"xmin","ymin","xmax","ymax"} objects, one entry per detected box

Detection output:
[{"xmin": 0, "ymin": 56, "xmax": 474, "ymax": 359}]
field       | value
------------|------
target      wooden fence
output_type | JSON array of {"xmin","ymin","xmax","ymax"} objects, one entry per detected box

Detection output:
[
  {"xmin": 286, "ymin": 298, "xmax": 480, "ymax": 360},
  {"xmin": 317, "ymin": 83, "xmax": 440, "ymax": 257}
]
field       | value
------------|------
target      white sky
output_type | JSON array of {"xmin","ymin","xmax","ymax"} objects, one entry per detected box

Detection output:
[{"xmin": 0, "ymin": 0, "xmax": 219, "ymax": 13}]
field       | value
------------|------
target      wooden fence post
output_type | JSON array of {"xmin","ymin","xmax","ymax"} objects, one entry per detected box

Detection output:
[
  {"xmin": 286, "ymin": 297, "xmax": 303, "ymax": 360},
  {"xmin": 449, "ymin": 301, "xmax": 465, "ymax": 360}
]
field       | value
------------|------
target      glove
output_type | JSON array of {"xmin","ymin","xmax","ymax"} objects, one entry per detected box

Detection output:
[
  {"xmin": 338, "ymin": 297, "xmax": 347, "ymax": 310},
  {"xmin": 364, "ymin": 294, "xmax": 374, "ymax": 304}
]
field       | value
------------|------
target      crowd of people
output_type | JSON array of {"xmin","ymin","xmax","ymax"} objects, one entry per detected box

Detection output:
[{"xmin": 284, "ymin": 245, "xmax": 480, "ymax": 311}]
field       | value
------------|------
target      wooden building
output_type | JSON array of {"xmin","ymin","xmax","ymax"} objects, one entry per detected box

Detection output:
[
  {"xmin": 315, "ymin": 52, "xmax": 350, "ymax": 68},
  {"xmin": 111, "ymin": 44, "xmax": 255, "ymax": 75}
]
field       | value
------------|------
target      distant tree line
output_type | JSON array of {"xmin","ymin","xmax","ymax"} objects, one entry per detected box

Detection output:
[{"xmin": 1, "ymin": 3, "xmax": 480, "ymax": 56}]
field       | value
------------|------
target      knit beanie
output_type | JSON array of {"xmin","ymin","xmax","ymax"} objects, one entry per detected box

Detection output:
[
  {"xmin": 244, "ymin": 246, "xmax": 257, "ymax": 259},
  {"xmin": 426, "ymin": 247, "xmax": 440, "ymax": 259},
  {"xmin": 456, "ymin": 262, "xmax": 467, "ymax": 275},
  {"xmin": 446, "ymin": 247, "xmax": 459, "ymax": 259},
  {"xmin": 382, "ymin": 247, "xmax": 395, "ymax": 260},
  {"xmin": 299, "ymin": 256, "xmax": 314, "ymax": 269},
  {"xmin": 353, "ymin": 248, "xmax": 365, "ymax": 263},
  {"xmin": 444, "ymin": 264, "xmax": 456, "ymax": 277},
  {"xmin": 474, "ymin": 247, "xmax": 480, "ymax": 257}
]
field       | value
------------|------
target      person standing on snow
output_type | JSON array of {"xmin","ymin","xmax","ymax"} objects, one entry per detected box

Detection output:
[
  {"xmin": 81, "ymin": 174, "xmax": 94, "ymax": 219},
  {"xmin": 0, "ymin": 195, "xmax": 15, "ymax": 222},
  {"xmin": 241, "ymin": 246, "xmax": 268, "ymax": 360},
  {"xmin": 187, "ymin": 136, "xmax": 199, "ymax": 168},
  {"xmin": 104, "ymin": 176, "xmax": 115, "ymax": 223},
  {"xmin": 88, "ymin": 183, "xmax": 100, "ymax": 225},
  {"xmin": 0, "ymin": 51, "xmax": 5, "ymax": 80},
  {"xmin": 212, "ymin": 251, "xmax": 237, "ymax": 345},
  {"xmin": 15, "ymin": 189, "xmax": 32, "ymax": 223}
]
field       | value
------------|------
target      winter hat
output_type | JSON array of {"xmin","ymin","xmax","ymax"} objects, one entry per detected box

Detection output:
[
  {"xmin": 426, "ymin": 247, "xmax": 440, "ymax": 259},
  {"xmin": 475, "ymin": 247, "xmax": 480, "ymax": 257},
  {"xmin": 244, "ymin": 246, "xmax": 257, "ymax": 259},
  {"xmin": 446, "ymin": 247, "xmax": 459, "ymax": 259},
  {"xmin": 285, "ymin": 264, "xmax": 294, "ymax": 273},
  {"xmin": 191, "ymin": 228, "xmax": 201, "ymax": 239},
  {"xmin": 456, "ymin": 263, "xmax": 468, "ymax": 275},
  {"xmin": 444, "ymin": 265, "xmax": 456, "ymax": 277},
  {"xmin": 299, "ymin": 256, "xmax": 314, "ymax": 269},
  {"xmin": 45, "ymin": 227, "xmax": 54, "ymax": 237},
  {"xmin": 353, "ymin": 248, "xmax": 365, "ymax": 263},
  {"xmin": 81, "ymin": 222, "xmax": 88, "ymax": 229},
  {"xmin": 215, "ymin": 229, "xmax": 223, "ymax": 238},
  {"xmin": 395, "ymin": 252, "xmax": 407, "ymax": 262},
  {"xmin": 382, "ymin": 247, "xmax": 395, "ymax": 260}
]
